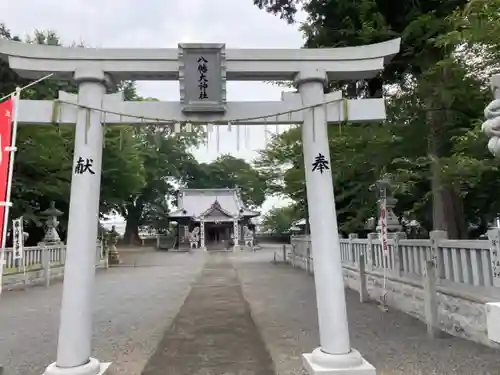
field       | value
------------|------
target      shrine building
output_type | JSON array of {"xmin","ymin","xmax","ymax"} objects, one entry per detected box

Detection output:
[{"xmin": 169, "ymin": 188, "xmax": 260, "ymax": 250}]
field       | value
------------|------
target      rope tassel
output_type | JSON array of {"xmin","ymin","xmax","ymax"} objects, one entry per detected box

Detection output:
[
  {"xmin": 54, "ymin": 96, "xmax": 345, "ymax": 127},
  {"xmin": 47, "ymin": 96, "xmax": 350, "ymax": 146},
  {"xmin": 216, "ymin": 125, "xmax": 220, "ymax": 153},
  {"xmin": 51, "ymin": 100, "xmax": 60, "ymax": 126},
  {"xmin": 84, "ymin": 108, "xmax": 91, "ymax": 144},
  {"xmin": 236, "ymin": 124, "xmax": 240, "ymax": 151}
]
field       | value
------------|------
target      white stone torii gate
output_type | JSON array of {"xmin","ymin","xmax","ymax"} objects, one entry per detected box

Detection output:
[{"xmin": 0, "ymin": 38, "xmax": 400, "ymax": 375}]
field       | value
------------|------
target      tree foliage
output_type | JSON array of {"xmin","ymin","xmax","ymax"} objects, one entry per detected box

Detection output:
[
  {"xmin": 253, "ymin": 0, "xmax": 500, "ymax": 238},
  {"xmin": 120, "ymin": 124, "xmax": 202, "ymax": 244},
  {"xmin": 184, "ymin": 154, "xmax": 267, "ymax": 208},
  {"xmin": 0, "ymin": 26, "xmax": 208, "ymax": 244},
  {"xmin": 261, "ymin": 204, "xmax": 302, "ymax": 234}
]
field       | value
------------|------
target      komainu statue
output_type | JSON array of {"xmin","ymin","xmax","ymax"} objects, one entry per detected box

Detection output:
[
  {"xmin": 243, "ymin": 225, "xmax": 254, "ymax": 251},
  {"xmin": 188, "ymin": 227, "xmax": 200, "ymax": 249}
]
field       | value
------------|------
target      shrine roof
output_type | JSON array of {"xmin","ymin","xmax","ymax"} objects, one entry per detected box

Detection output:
[{"xmin": 169, "ymin": 188, "xmax": 260, "ymax": 219}]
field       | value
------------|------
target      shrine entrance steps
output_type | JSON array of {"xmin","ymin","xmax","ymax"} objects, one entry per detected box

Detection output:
[
  {"xmin": 140, "ymin": 253, "xmax": 275, "ymax": 375},
  {"xmin": 205, "ymin": 241, "xmax": 231, "ymax": 251}
]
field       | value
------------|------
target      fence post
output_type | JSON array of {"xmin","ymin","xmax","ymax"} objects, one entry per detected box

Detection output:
[
  {"xmin": 366, "ymin": 233, "xmax": 377, "ymax": 271},
  {"xmin": 95, "ymin": 240, "xmax": 100, "ymax": 267},
  {"xmin": 282, "ymin": 244, "xmax": 287, "ymax": 263},
  {"xmin": 488, "ymin": 228, "xmax": 500, "ymax": 287},
  {"xmin": 359, "ymin": 252, "xmax": 368, "ymax": 303},
  {"xmin": 95, "ymin": 240, "xmax": 104, "ymax": 268},
  {"xmin": 423, "ymin": 260, "xmax": 441, "ymax": 338},
  {"xmin": 40, "ymin": 242, "xmax": 50, "ymax": 288},
  {"xmin": 392, "ymin": 232, "xmax": 405, "ymax": 277},
  {"xmin": 348, "ymin": 233, "xmax": 358, "ymax": 265},
  {"xmin": 430, "ymin": 230, "xmax": 447, "ymax": 279}
]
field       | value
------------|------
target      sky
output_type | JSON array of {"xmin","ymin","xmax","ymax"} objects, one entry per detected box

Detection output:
[{"xmin": 0, "ymin": 0, "xmax": 306, "ymax": 224}]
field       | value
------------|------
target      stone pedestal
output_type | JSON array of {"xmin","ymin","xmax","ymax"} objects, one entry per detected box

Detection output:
[
  {"xmin": 107, "ymin": 241, "xmax": 120, "ymax": 265},
  {"xmin": 303, "ymin": 349, "xmax": 375, "ymax": 375}
]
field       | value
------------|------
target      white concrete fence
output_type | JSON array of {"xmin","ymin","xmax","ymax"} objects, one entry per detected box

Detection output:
[
  {"xmin": 2, "ymin": 241, "xmax": 106, "ymax": 290},
  {"xmin": 289, "ymin": 230, "xmax": 500, "ymax": 348}
]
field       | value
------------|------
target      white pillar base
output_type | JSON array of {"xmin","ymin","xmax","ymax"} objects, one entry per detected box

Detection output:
[
  {"xmin": 44, "ymin": 358, "xmax": 111, "ymax": 375},
  {"xmin": 233, "ymin": 245, "xmax": 240, "ymax": 252},
  {"xmin": 302, "ymin": 348, "xmax": 375, "ymax": 375}
]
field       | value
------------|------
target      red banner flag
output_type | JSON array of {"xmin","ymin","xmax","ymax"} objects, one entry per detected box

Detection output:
[{"xmin": 0, "ymin": 98, "xmax": 13, "ymax": 245}]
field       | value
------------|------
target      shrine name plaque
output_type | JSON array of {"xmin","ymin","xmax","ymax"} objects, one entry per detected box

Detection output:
[{"xmin": 178, "ymin": 43, "xmax": 227, "ymax": 114}]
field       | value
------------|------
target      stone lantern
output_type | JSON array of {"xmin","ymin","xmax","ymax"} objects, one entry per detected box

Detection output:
[
  {"xmin": 40, "ymin": 201, "xmax": 63, "ymax": 243},
  {"xmin": 372, "ymin": 174, "xmax": 403, "ymax": 236},
  {"xmin": 364, "ymin": 216, "xmax": 377, "ymax": 231},
  {"xmin": 106, "ymin": 225, "xmax": 121, "ymax": 265}
]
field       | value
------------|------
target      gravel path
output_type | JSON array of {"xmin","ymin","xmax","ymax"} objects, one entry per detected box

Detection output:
[
  {"xmin": 232, "ymin": 249, "xmax": 500, "ymax": 375},
  {"xmin": 0, "ymin": 249, "xmax": 207, "ymax": 375}
]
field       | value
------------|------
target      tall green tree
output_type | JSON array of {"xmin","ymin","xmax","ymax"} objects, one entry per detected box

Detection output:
[
  {"xmin": 0, "ymin": 26, "xmax": 148, "ymax": 243},
  {"xmin": 120, "ymin": 123, "xmax": 203, "ymax": 244},
  {"xmin": 261, "ymin": 204, "xmax": 302, "ymax": 234},
  {"xmin": 184, "ymin": 154, "xmax": 267, "ymax": 208},
  {"xmin": 256, "ymin": 124, "xmax": 394, "ymax": 233},
  {"xmin": 253, "ymin": 0, "xmax": 498, "ymax": 238}
]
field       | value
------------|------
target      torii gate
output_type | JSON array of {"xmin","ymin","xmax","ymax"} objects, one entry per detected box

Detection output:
[{"xmin": 0, "ymin": 39, "xmax": 400, "ymax": 375}]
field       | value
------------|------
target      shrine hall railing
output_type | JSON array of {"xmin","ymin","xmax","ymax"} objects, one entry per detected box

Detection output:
[
  {"xmin": 2, "ymin": 241, "xmax": 105, "ymax": 275},
  {"xmin": 290, "ymin": 231, "xmax": 498, "ymax": 290}
]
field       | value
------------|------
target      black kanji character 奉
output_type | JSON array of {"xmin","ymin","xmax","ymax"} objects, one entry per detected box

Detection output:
[
  {"xmin": 74, "ymin": 157, "xmax": 95, "ymax": 175},
  {"xmin": 312, "ymin": 153, "xmax": 329, "ymax": 174}
]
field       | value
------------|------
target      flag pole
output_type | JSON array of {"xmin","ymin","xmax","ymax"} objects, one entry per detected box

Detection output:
[{"xmin": 0, "ymin": 87, "xmax": 21, "ymax": 297}]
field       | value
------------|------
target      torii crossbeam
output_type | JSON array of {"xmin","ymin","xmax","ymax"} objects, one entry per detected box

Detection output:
[
  {"xmin": 17, "ymin": 91, "xmax": 386, "ymax": 125},
  {"xmin": 0, "ymin": 38, "xmax": 400, "ymax": 375}
]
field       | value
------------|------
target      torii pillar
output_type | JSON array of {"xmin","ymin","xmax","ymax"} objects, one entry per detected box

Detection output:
[
  {"xmin": 297, "ymin": 68, "xmax": 375, "ymax": 374},
  {"xmin": 0, "ymin": 38, "xmax": 400, "ymax": 375},
  {"xmin": 49, "ymin": 69, "xmax": 114, "ymax": 375}
]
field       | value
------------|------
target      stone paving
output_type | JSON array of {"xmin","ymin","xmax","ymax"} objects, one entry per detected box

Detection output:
[
  {"xmin": 2, "ymin": 246, "xmax": 500, "ymax": 375},
  {"xmin": 141, "ymin": 253, "xmax": 274, "ymax": 375}
]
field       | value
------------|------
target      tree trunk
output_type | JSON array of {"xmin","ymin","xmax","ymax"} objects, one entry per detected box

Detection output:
[
  {"xmin": 123, "ymin": 204, "xmax": 142, "ymax": 245},
  {"xmin": 427, "ymin": 92, "xmax": 468, "ymax": 239},
  {"xmin": 429, "ymin": 152, "xmax": 447, "ymax": 231},
  {"xmin": 443, "ymin": 187, "xmax": 468, "ymax": 239}
]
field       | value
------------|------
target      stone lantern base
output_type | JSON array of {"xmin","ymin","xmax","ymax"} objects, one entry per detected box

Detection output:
[{"xmin": 108, "ymin": 243, "xmax": 121, "ymax": 265}]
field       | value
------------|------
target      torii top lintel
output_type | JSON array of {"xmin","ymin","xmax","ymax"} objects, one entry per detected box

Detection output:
[{"xmin": 0, "ymin": 38, "xmax": 400, "ymax": 82}]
